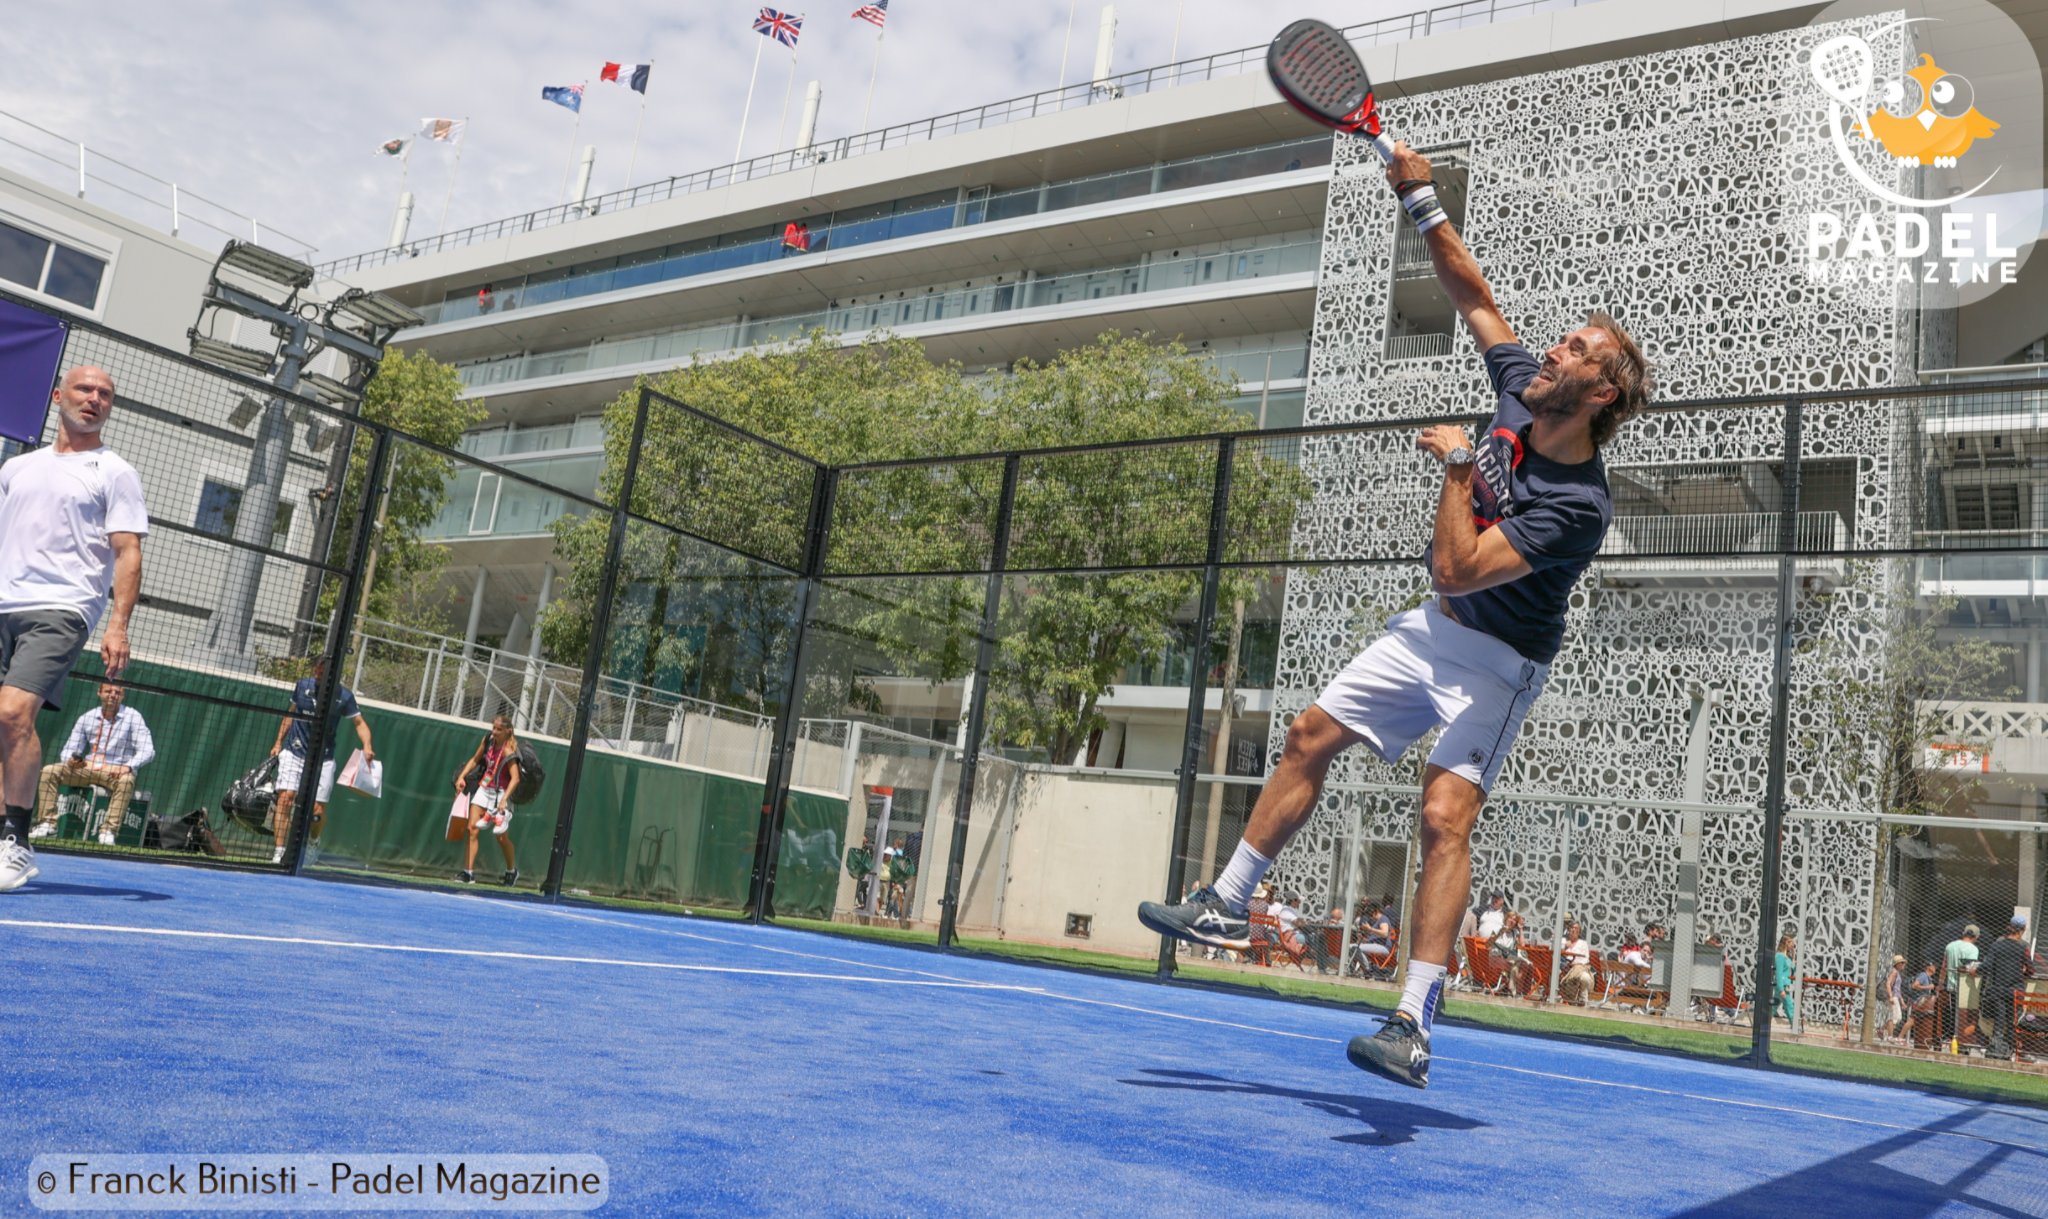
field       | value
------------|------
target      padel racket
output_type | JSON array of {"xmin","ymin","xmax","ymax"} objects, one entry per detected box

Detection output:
[
  {"xmin": 1267, "ymin": 19, "xmax": 1397, "ymax": 162},
  {"xmin": 1267, "ymin": 18, "xmax": 1446, "ymax": 230}
]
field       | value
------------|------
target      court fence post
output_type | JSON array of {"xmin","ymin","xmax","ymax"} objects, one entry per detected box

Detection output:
[
  {"xmin": 937, "ymin": 454, "xmax": 1020, "ymax": 950},
  {"xmin": 288, "ymin": 424, "xmax": 391, "ymax": 876},
  {"xmin": 745, "ymin": 462, "xmax": 836, "ymax": 923},
  {"xmin": 1156, "ymin": 437, "xmax": 1236, "ymax": 979},
  {"xmin": 1749, "ymin": 396, "xmax": 1803, "ymax": 1066},
  {"xmin": 540, "ymin": 390, "xmax": 652, "ymax": 899}
]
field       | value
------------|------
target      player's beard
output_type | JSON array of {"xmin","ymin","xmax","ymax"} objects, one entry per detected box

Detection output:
[
  {"xmin": 1524, "ymin": 366, "xmax": 1602, "ymax": 420},
  {"xmin": 58, "ymin": 401, "xmax": 107, "ymax": 435}
]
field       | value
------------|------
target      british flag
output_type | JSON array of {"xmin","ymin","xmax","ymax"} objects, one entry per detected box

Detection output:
[
  {"xmin": 852, "ymin": 0, "xmax": 888, "ymax": 27},
  {"xmin": 754, "ymin": 7, "xmax": 803, "ymax": 46}
]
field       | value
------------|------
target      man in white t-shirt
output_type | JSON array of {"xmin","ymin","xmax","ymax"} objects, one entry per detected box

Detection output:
[{"xmin": 0, "ymin": 366, "xmax": 149, "ymax": 892}]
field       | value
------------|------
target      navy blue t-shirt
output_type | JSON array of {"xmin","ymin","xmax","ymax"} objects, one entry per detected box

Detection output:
[
  {"xmin": 1432, "ymin": 342, "xmax": 1612, "ymax": 664},
  {"xmin": 282, "ymin": 677, "xmax": 361, "ymax": 761}
]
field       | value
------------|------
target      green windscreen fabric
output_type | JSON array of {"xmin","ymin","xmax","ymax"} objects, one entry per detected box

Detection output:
[{"xmin": 42, "ymin": 655, "xmax": 844, "ymax": 916}]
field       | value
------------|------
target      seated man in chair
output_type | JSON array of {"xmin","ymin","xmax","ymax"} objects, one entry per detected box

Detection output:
[{"xmin": 29, "ymin": 682, "xmax": 153, "ymax": 844}]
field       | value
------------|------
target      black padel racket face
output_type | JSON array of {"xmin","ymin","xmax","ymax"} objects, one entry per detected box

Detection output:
[{"xmin": 1267, "ymin": 19, "xmax": 1377, "ymax": 134}]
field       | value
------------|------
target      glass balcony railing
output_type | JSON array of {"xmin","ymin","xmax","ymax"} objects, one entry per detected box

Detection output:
[
  {"xmin": 416, "ymin": 136, "xmax": 1332, "ymax": 327},
  {"xmin": 424, "ymin": 454, "xmax": 602, "ymax": 542},
  {"xmin": 455, "ymin": 237, "xmax": 1322, "ymax": 391},
  {"xmin": 456, "ymin": 417, "xmax": 605, "ymax": 458}
]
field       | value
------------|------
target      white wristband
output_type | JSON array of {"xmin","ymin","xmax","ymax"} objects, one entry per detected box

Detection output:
[{"xmin": 1400, "ymin": 183, "xmax": 1448, "ymax": 233}]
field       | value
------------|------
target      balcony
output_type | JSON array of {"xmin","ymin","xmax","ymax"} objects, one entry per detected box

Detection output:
[
  {"xmin": 424, "ymin": 454, "xmax": 600, "ymax": 543},
  {"xmin": 1916, "ymin": 538, "xmax": 2048, "ymax": 596},
  {"xmin": 412, "ymin": 136, "xmax": 1332, "ymax": 328},
  {"xmin": 1598, "ymin": 511, "xmax": 1850, "ymax": 586},
  {"xmin": 457, "ymin": 417, "xmax": 604, "ymax": 459},
  {"xmin": 453, "ymin": 237, "xmax": 1321, "ymax": 393}
]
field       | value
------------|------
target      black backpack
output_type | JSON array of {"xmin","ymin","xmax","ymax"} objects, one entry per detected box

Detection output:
[
  {"xmin": 479, "ymin": 734, "xmax": 546, "ymax": 805},
  {"xmin": 221, "ymin": 756, "xmax": 279, "ymax": 836}
]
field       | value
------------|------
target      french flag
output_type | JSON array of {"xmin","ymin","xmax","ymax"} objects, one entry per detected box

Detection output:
[{"xmin": 600, "ymin": 62, "xmax": 652, "ymax": 94}]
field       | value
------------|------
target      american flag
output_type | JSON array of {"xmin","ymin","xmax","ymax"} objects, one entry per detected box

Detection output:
[
  {"xmin": 852, "ymin": 0, "xmax": 887, "ymax": 28},
  {"xmin": 754, "ymin": 7, "xmax": 803, "ymax": 46}
]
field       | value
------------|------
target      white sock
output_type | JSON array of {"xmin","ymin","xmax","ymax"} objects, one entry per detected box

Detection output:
[
  {"xmin": 1398, "ymin": 961, "xmax": 1448, "ymax": 1030},
  {"xmin": 1211, "ymin": 841, "xmax": 1273, "ymax": 913}
]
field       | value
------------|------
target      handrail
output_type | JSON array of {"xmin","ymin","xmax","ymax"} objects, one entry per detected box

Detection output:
[
  {"xmin": 0, "ymin": 107, "xmax": 316, "ymax": 258},
  {"xmin": 318, "ymin": 0, "xmax": 1597, "ymax": 275}
]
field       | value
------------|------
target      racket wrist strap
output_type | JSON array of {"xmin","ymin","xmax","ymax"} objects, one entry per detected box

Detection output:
[{"xmin": 1398, "ymin": 182, "xmax": 1449, "ymax": 234}]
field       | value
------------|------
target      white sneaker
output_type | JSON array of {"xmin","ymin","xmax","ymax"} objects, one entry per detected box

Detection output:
[
  {"xmin": 271, "ymin": 847, "xmax": 285, "ymax": 864},
  {"xmin": 27, "ymin": 823, "xmax": 52, "ymax": 840},
  {"xmin": 303, "ymin": 840, "xmax": 321, "ymax": 866},
  {"xmin": 97, "ymin": 831, "xmax": 116, "ymax": 846},
  {"xmin": 0, "ymin": 837, "xmax": 39, "ymax": 892}
]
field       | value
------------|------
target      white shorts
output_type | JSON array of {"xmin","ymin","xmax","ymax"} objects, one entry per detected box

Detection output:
[
  {"xmin": 276, "ymin": 752, "xmax": 335, "ymax": 804},
  {"xmin": 472, "ymin": 787, "xmax": 511, "ymax": 833},
  {"xmin": 1314, "ymin": 600, "xmax": 1546, "ymax": 792}
]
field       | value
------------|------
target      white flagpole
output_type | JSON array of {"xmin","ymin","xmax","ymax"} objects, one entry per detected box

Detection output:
[
  {"xmin": 775, "ymin": 37, "xmax": 801, "ymax": 151},
  {"xmin": 734, "ymin": 34, "xmax": 768, "ymax": 166},
  {"xmin": 625, "ymin": 64, "xmax": 651, "ymax": 187},
  {"xmin": 560, "ymin": 89, "xmax": 586, "ymax": 203},
  {"xmin": 1057, "ymin": 0, "xmax": 1079, "ymax": 90},
  {"xmin": 437, "ymin": 118, "xmax": 468, "ymax": 236},
  {"xmin": 860, "ymin": 24, "xmax": 885, "ymax": 132}
]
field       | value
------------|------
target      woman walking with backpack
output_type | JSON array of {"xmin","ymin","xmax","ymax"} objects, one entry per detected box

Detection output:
[{"xmin": 455, "ymin": 713, "xmax": 523, "ymax": 885}]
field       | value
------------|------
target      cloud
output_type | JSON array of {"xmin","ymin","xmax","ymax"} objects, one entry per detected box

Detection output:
[{"xmin": 0, "ymin": 1, "xmax": 1405, "ymax": 261}]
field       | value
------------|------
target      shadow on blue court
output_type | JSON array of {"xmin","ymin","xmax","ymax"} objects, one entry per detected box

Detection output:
[{"xmin": 6, "ymin": 854, "xmax": 2046, "ymax": 1217}]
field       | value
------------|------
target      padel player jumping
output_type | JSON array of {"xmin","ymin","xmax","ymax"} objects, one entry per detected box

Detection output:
[{"xmin": 1140, "ymin": 112, "xmax": 1650, "ymax": 1085}]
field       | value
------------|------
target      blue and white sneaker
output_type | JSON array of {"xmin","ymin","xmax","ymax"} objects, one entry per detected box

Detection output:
[
  {"xmin": 1347, "ymin": 1011, "xmax": 1431, "ymax": 1089},
  {"xmin": 1137, "ymin": 885, "xmax": 1251, "ymax": 952}
]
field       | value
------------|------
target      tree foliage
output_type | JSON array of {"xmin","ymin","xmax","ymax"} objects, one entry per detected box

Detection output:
[
  {"xmin": 540, "ymin": 330, "xmax": 1313, "ymax": 758},
  {"xmin": 324, "ymin": 347, "xmax": 485, "ymax": 631},
  {"xmin": 1800, "ymin": 563, "xmax": 2017, "ymax": 819}
]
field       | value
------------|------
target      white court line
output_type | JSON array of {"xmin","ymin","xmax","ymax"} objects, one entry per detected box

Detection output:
[
  {"xmin": 0, "ymin": 918, "xmax": 1043, "ymax": 992},
  {"xmin": 534, "ymin": 906, "xmax": 988, "ymax": 985},
  {"xmin": 17, "ymin": 912, "xmax": 2040, "ymax": 1156}
]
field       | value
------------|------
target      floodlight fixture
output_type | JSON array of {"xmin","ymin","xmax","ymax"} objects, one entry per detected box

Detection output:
[
  {"xmin": 217, "ymin": 240, "xmax": 315, "ymax": 293},
  {"xmin": 189, "ymin": 333, "xmax": 278, "ymax": 378},
  {"xmin": 299, "ymin": 371, "xmax": 361, "ymax": 409},
  {"xmin": 227, "ymin": 395, "xmax": 263, "ymax": 430},
  {"xmin": 329, "ymin": 287, "xmax": 424, "ymax": 333}
]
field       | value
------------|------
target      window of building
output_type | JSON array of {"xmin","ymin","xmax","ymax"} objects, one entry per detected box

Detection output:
[
  {"xmin": 195, "ymin": 478, "xmax": 296, "ymax": 551},
  {"xmin": 1384, "ymin": 145, "xmax": 1471, "ymax": 362},
  {"xmin": 0, "ymin": 218, "xmax": 106, "ymax": 309}
]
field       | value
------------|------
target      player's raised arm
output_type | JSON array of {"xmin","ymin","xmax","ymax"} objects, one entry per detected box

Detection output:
[{"xmin": 1384, "ymin": 142, "xmax": 1518, "ymax": 354}]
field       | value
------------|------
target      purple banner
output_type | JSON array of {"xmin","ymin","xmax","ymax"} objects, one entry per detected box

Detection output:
[{"xmin": 0, "ymin": 297, "xmax": 67, "ymax": 444}]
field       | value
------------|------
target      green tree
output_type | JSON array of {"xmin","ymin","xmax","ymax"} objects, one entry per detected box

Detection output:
[
  {"xmin": 322, "ymin": 347, "xmax": 486, "ymax": 632},
  {"xmin": 1800, "ymin": 562, "xmax": 2017, "ymax": 1041},
  {"xmin": 541, "ymin": 330, "xmax": 1312, "ymax": 757}
]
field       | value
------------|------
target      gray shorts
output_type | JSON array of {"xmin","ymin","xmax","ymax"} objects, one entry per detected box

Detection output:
[{"xmin": 0, "ymin": 609, "xmax": 93, "ymax": 710}]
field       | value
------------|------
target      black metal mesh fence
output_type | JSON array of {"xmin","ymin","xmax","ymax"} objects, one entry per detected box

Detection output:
[{"xmin": 13, "ymin": 281, "xmax": 2048, "ymax": 1092}]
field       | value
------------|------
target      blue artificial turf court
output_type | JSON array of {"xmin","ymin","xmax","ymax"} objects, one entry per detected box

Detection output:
[{"xmin": 6, "ymin": 853, "xmax": 2047, "ymax": 1217}]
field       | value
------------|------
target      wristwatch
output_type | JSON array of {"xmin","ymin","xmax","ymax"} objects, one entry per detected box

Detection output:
[{"xmin": 1442, "ymin": 446, "xmax": 1475, "ymax": 467}]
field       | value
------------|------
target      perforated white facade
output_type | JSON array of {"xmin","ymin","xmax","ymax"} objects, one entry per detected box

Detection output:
[{"xmin": 1269, "ymin": 17, "xmax": 1923, "ymax": 1012}]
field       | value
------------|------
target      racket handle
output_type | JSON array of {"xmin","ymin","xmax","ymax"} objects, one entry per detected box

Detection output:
[{"xmin": 1368, "ymin": 132, "xmax": 1397, "ymax": 164}]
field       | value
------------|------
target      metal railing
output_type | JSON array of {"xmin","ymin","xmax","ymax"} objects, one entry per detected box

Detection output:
[
  {"xmin": 1386, "ymin": 332, "xmax": 1453, "ymax": 360},
  {"xmin": 453, "ymin": 236, "xmax": 1322, "ymax": 391},
  {"xmin": 1605, "ymin": 511, "xmax": 1848, "ymax": 556},
  {"xmin": 409, "ymin": 135, "xmax": 1332, "ymax": 328},
  {"xmin": 319, "ymin": 0, "xmax": 1600, "ymax": 276},
  {"xmin": 0, "ymin": 108, "xmax": 316, "ymax": 258},
  {"xmin": 342, "ymin": 618, "xmax": 778, "ymax": 774}
]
